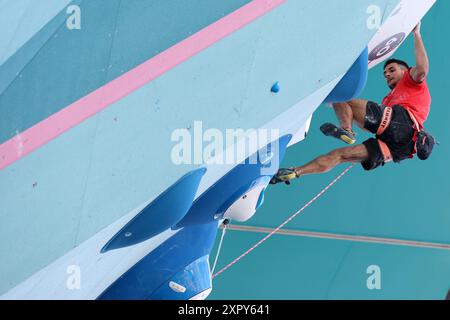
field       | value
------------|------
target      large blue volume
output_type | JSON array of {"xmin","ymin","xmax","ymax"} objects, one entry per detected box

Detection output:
[
  {"xmin": 101, "ymin": 167, "xmax": 206, "ymax": 253},
  {"xmin": 324, "ymin": 47, "xmax": 368, "ymax": 103},
  {"xmin": 97, "ymin": 222, "xmax": 218, "ymax": 300},
  {"xmin": 175, "ymin": 134, "xmax": 292, "ymax": 228}
]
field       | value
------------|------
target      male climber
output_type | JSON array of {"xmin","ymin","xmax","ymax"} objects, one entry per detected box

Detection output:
[{"xmin": 271, "ymin": 22, "xmax": 431, "ymax": 185}]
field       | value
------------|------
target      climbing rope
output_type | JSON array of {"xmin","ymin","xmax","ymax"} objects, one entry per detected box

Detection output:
[
  {"xmin": 211, "ymin": 219, "xmax": 230, "ymax": 275},
  {"xmin": 212, "ymin": 163, "xmax": 355, "ymax": 279}
]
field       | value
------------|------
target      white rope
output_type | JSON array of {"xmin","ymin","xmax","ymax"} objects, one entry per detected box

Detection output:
[{"xmin": 211, "ymin": 220, "xmax": 229, "ymax": 275}]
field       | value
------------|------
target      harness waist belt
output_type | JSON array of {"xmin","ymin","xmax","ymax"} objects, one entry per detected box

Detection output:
[{"xmin": 377, "ymin": 106, "xmax": 393, "ymax": 136}]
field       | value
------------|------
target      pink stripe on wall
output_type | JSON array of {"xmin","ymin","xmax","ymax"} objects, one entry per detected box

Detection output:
[{"xmin": 0, "ymin": 0, "xmax": 286, "ymax": 170}]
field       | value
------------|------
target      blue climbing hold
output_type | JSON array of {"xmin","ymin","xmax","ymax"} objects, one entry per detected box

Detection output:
[{"xmin": 271, "ymin": 82, "xmax": 280, "ymax": 93}]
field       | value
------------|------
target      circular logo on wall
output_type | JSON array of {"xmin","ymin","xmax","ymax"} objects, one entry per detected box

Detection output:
[{"xmin": 369, "ymin": 32, "xmax": 406, "ymax": 62}]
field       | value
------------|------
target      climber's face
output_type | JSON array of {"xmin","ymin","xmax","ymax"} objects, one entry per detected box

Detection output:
[{"xmin": 384, "ymin": 63, "xmax": 406, "ymax": 89}]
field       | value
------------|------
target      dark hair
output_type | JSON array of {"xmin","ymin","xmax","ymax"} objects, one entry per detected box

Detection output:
[{"xmin": 384, "ymin": 58, "xmax": 409, "ymax": 70}]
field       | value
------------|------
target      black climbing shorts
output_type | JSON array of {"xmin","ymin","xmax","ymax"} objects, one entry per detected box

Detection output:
[{"xmin": 361, "ymin": 101, "xmax": 415, "ymax": 171}]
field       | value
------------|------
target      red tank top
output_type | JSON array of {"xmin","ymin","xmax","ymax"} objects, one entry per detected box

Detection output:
[{"xmin": 382, "ymin": 69, "xmax": 431, "ymax": 129}]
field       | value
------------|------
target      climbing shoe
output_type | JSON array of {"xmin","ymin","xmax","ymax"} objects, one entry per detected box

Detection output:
[
  {"xmin": 270, "ymin": 168, "xmax": 299, "ymax": 185},
  {"xmin": 320, "ymin": 123, "xmax": 356, "ymax": 145}
]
